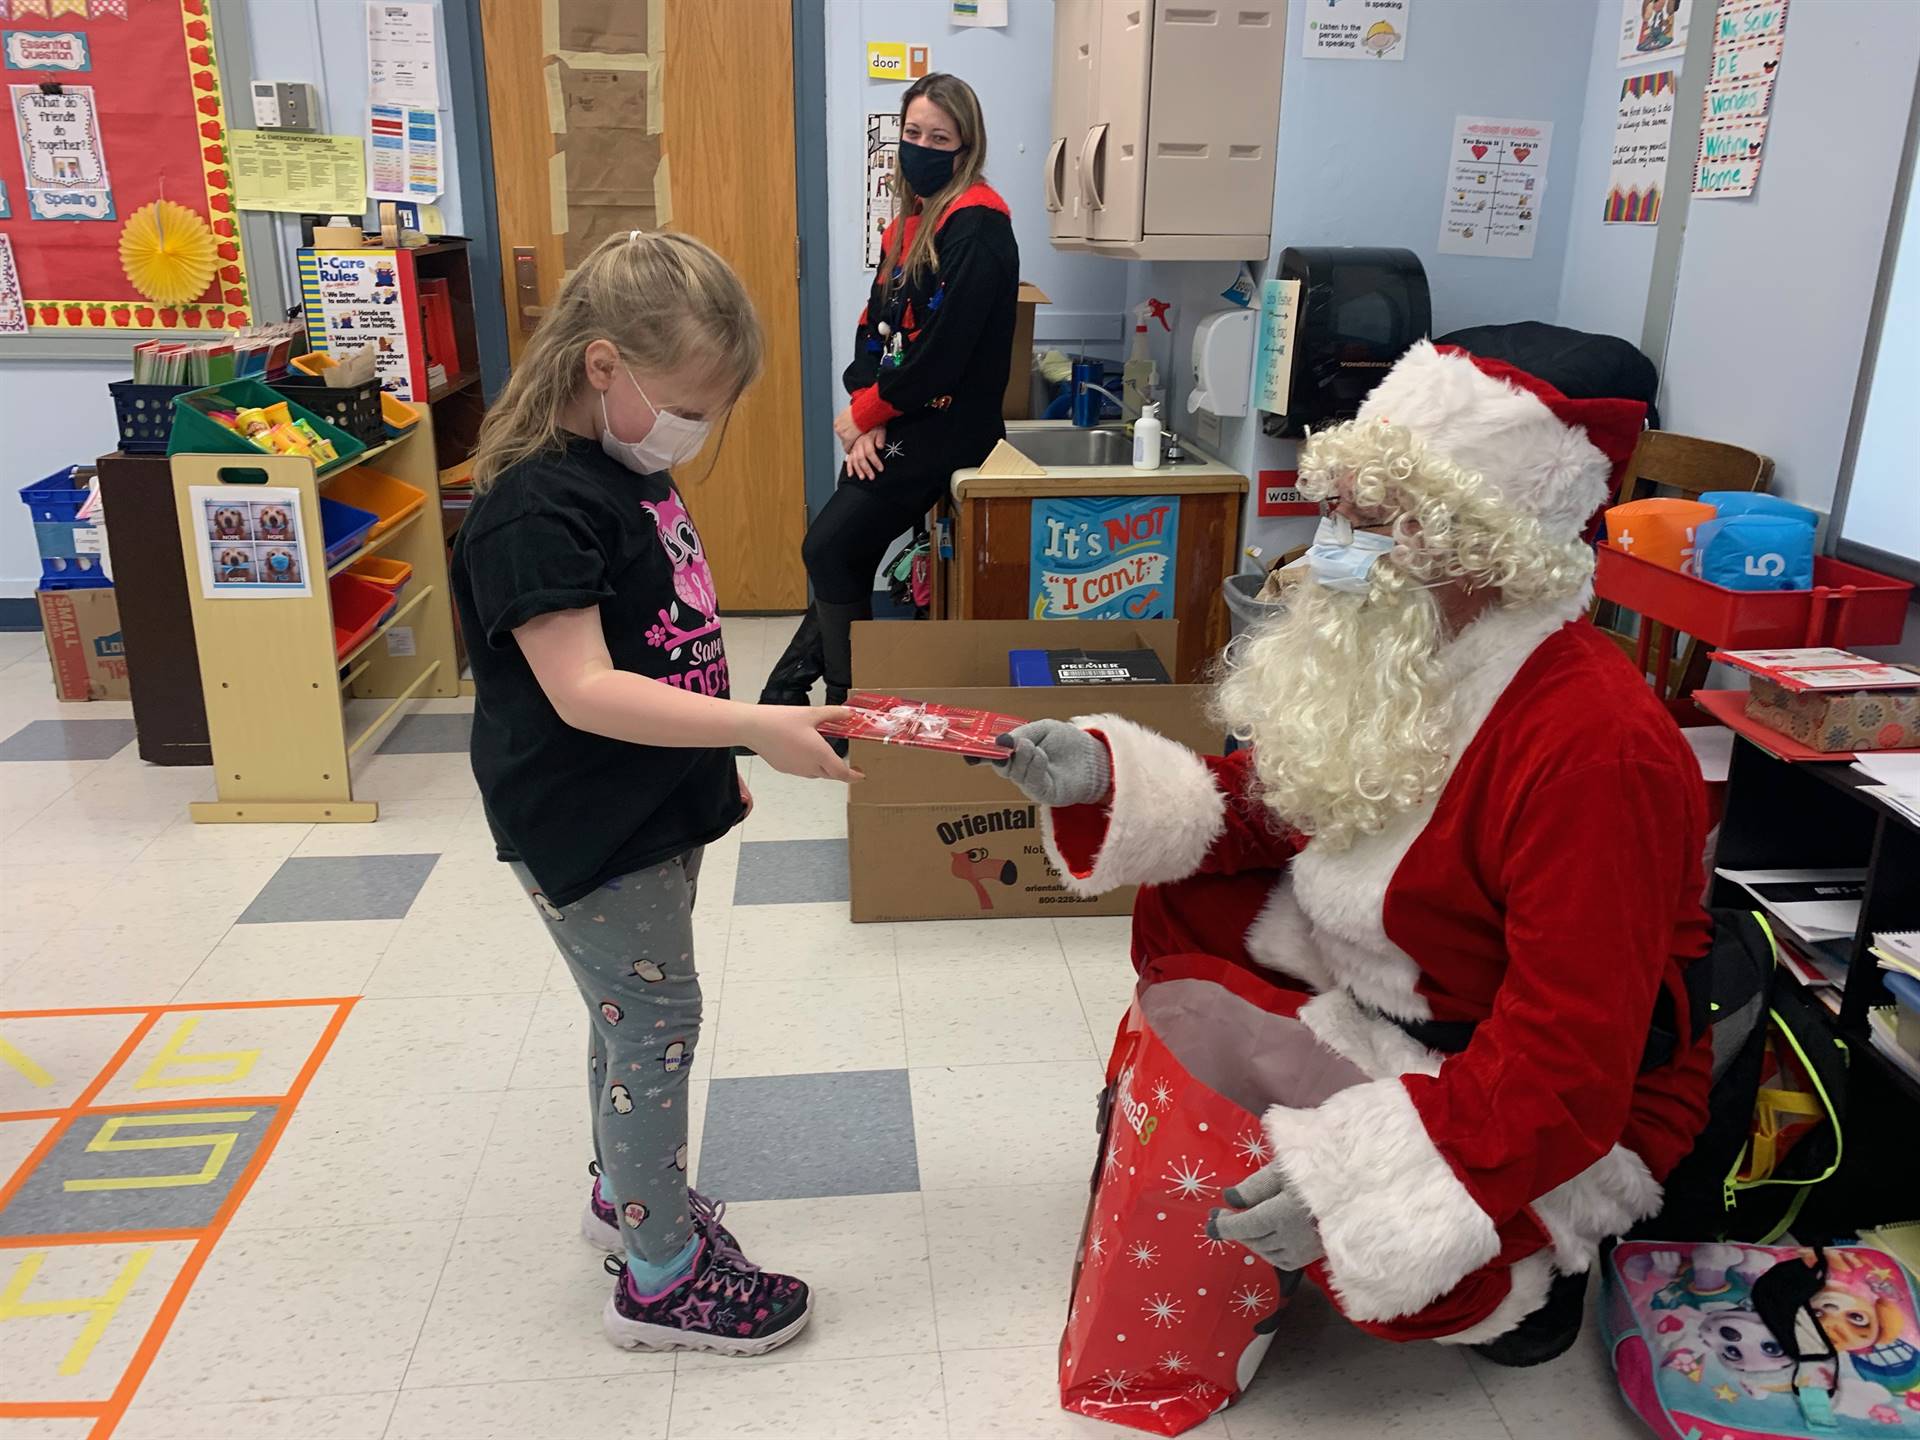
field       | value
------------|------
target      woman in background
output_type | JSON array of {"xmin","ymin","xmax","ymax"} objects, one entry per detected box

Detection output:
[{"xmin": 762, "ymin": 72, "xmax": 1019, "ymax": 710}]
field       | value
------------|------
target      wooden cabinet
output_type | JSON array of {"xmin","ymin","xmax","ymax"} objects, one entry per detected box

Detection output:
[{"xmin": 1047, "ymin": 1, "xmax": 1288, "ymax": 262}]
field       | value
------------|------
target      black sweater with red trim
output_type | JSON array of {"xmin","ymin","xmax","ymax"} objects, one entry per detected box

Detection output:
[{"xmin": 841, "ymin": 183, "xmax": 1019, "ymax": 493}]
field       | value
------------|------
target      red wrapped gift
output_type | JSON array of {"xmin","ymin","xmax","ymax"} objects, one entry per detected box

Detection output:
[
  {"xmin": 816, "ymin": 692, "xmax": 1026, "ymax": 759},
  {"xmin": 1061, "ymin": 953, "xmax": 1363, "ymax": 1434}
]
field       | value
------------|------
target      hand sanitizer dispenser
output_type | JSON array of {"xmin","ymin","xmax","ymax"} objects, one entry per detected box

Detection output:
[{"xmin": 1188, "ymin": 308, "xmax": 1255, "ymax": 418}]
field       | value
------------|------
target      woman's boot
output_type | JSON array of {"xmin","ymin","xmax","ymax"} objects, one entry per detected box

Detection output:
[{"xmin": 760, "ymin": 608, "xmax": 824, "ymax": 707}]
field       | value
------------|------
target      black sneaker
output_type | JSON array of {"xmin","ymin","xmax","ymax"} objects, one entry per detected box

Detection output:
[
  {"xmin": 602, "ymin": 1235, "xmax": 810, "ymax": 1356},
  {"xmin": 1470, "ymin": 1269, "xmax": 1588, "ymax": 1368}
]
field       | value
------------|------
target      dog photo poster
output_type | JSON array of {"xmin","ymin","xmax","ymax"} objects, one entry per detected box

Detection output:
[{"xmin": 192, "ymin": 487, "xmax": 313, "ymax": 599}]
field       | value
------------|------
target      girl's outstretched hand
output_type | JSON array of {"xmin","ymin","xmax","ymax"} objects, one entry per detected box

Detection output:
[{"xmin": 744, "ymin": 705, "xmax": 861, "ymax": 783}]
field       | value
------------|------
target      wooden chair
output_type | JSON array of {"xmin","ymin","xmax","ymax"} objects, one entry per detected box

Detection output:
[{"xmin": 1592, "ymin": 431, "xmax": 1775, "ymax": 700}]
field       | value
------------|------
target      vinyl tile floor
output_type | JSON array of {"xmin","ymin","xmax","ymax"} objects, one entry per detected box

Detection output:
[{"xmin": 0, "ymin": 618, "xmax": 1646, "ymax": 1438}]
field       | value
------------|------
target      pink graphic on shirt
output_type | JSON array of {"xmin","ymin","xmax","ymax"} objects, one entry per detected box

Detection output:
[{"xmin": 642, "ymin": 489, "xmax": 728, "ymax": 695}]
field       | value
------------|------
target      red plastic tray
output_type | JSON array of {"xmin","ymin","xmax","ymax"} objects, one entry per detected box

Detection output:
[
  {"xmin": 1594, "ymin": 547, "xmax": 1912, "ymax": 650},
  {"xmin": 331, "ymin": 574, "xmax": 399, "ymax": 661}
]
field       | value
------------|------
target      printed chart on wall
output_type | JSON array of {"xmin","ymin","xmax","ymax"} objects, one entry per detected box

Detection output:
[
  {"xmin": 0, "ymin": 0, "xmax": 252, "ymax": 332},
  {"xmin": 1030, "ymin": 496, "xmax": 1179, "ymax": 622},
  {"xmin": 865, "ymin": 111, "xmax": 901, "ymax": 268},
  {"xmin": 1619, "ymin": 0, "xmax": 1687, "ymax": 66},
  {"xmin": 1694, "ymin": 0, "xmax": 1789, "ymax": 199},
  {"xmin": 1604, "ymin": 70, "xmax": 1675, "ymax": 223},
  {"xmin": 1438, "ymin": 116, "xmax": 1552, "ymax": 260},
  {"xmin": 1301, "ymin": 0, "xmax": 1408, "ymax": 61},
  {"xmin": 190, "ymin": 485, "xmax": 311, "ymax": 600}
]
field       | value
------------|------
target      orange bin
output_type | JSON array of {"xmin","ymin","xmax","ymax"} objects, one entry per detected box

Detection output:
[
  {"xmin": 345, "ymin": 555, "xmax": 412, "ymax": 600},
  {"xmin": 381, "ymin": 393, "xmax": 422, "ymax": 432},
  {"xmin": 324, "ymin": 467, "xmax": 425, "ymax": 538}
]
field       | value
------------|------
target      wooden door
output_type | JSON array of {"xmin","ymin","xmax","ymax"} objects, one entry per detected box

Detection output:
[{"xmin": 479, "ymin": 0, "xmax": 808, "ymax": 610}]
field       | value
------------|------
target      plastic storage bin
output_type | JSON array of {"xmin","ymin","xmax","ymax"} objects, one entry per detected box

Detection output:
[
  {"xmin": 108, "ymin": 380, "xmax": 193, "ymax": 453},
  {"xmin": 345, "ymin": 555, "xmax": 412, "ymax": 600},
  {"xmin": 323, "ymin": 467, "xmax": 425, "ymax": 538},
  {"xmin": 380, "ymin": 393, "xmax": 422, "ymax": 434},
  {"xmin": 1594, "ymin": 545, "xmax": 1912, "ymax": 650},
  {"xmin": 276, "ymin": 362, "xmax": 385, "ymax": 448},
  {"xmin": 18, "ymin": 466, "xmax": 110, "ymax": 590},
  {"xmin": 319, "ymin": 495, "xmax": 379, "ymax": 567},
  {"xmin": 330, "ymin": 573, "xmax": 399, "ymax": 660},
  {"xmin": 168, "ymin": 379, "xmax": 367, "ymax": 476}
]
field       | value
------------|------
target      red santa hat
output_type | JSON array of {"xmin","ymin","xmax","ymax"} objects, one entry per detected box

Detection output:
[{"xmin": 1353, "ymin": 341, "xmax": 1648, "ymax": 541}]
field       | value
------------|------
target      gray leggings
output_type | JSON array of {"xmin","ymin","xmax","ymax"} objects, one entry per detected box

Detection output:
[{"xmin": 510, "ymin": 852, "xmax": 704, "ymax": 1267}]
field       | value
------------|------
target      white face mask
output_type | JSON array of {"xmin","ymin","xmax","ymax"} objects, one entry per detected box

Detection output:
[
  {"xmin": 1304, "ymin": 514, "xmax": 1396, "ymax": 594},
  {"xmin": 600, "ymin": 368, "xmax": 712, "ymax": 474}
]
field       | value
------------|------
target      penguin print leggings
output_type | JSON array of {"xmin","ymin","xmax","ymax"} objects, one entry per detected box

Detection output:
[{"xmin": 510, "ymin": 851, "xmax": 703, "ymax": 1268}]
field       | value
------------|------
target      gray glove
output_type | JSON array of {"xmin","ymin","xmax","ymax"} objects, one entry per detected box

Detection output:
[
  {"xmin": 1206, "ymin": 1165, "xmax": 1325, "ymax": 1272},
  {"xmin": 970, "ymin": 718, "xmax": 1112, "ymax": 808}
]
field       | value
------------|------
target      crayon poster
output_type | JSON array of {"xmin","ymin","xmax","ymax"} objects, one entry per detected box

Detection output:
[
  {"xmin": 1030, "ymin": 496, "xmax": 1179, "ymax": 621},
  {"xmin": 1604, "ymin": 71, "xmax": 1675, "ymax": 223}
]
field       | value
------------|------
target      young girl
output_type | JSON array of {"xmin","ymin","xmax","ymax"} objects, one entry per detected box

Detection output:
[{"xmin": 453, "ymin": 230, "xmax": 854, "ymax": 1356}]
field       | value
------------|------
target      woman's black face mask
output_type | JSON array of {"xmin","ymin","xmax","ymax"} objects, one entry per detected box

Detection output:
[{"xmin": 898, "ymin": 139, "xmax": 961, "ymax": 197}]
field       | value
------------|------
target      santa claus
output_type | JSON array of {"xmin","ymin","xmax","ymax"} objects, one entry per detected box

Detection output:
[{"xmin": 985, "ymin": 341, "xmax": 1715, "ymax": 1363}]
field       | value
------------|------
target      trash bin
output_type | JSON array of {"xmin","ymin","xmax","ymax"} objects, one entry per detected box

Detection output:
[{"xmin": 1222, "ymin": 571, "xmax": 1286, "ymax": 641}]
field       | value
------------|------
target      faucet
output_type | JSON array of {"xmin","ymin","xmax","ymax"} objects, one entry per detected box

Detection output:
[{"xmin": 1073, "ymin": 381, "xmax": 1128, "ymax": 428}]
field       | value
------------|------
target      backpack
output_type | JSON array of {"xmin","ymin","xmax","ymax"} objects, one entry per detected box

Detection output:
[
  {"xmin": 1641, "ymin": 911, "xmax": 1849, "ymax": 1245},
  {"xmin": 1603, "ymin": 1240, "xmax": 1920, "ymax": 1437}
]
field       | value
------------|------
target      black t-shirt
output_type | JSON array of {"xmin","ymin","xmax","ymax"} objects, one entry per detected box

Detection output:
[{"xmin": 451, "ymin": 436, "xmax": 743, "ymax": 906}]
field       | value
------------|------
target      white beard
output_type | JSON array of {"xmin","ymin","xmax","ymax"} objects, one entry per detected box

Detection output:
[{"xmin": 1215, "ymin": 569, "xmax": 1455, "ymax": 851}]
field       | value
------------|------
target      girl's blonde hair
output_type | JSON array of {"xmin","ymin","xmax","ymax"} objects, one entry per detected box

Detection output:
[
  {"xmin": 887, "ymin": 73, "xmax": 988, "ymax": 286},
  {"xmin": 471, "ymin": 230, "xmax": 763, "ymax": 491}
]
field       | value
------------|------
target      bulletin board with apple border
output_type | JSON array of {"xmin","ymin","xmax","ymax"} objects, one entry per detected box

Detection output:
[{"xmin": 0, "ymin": 0, "xmax": 253, "ymax": 332}]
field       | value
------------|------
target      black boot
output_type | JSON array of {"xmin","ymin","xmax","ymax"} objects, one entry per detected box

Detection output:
[
  {"xmin": 760, "ymin": 608, "xmax": 824, "ymax": 707},
  {"xmin": 1470, "ymin": 1269, "xmax": 1588, "ymax": 1368},
  {"xmin": 815, "ymin": 598, "xmax": 871, "ymax": 756}
]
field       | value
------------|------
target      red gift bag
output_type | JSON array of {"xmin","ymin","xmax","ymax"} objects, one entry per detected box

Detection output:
[{"xmin": 1059, "ymin": 953, "xmax": 1368, "ymax": 1435}]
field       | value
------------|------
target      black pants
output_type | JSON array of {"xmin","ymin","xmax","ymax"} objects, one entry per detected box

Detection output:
[{"xmin": 801, "ymin": 476, "xmax": 935, "ymax": 605}]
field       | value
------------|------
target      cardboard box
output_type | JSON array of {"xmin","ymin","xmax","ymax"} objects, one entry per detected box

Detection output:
[
  {"xmin": 847, "ymin": 619, "xmax": 1222, "ymax": 923},
  {"xmin": 37, "ymin": 587, "xmax": 129, "ymax": 702},
  {"xmin": 1003, "ymin": 282, "xmax": 1050, "ymax": 421},
  {"xmin": 1745, "ymin": 677, "xmax": 1920, "ymax": 752}
]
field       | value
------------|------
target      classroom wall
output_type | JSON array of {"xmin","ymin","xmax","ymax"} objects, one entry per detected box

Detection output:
[
  {"xmin": 821, "ymin": 0, "xmax": 1131, "ymax": 394},
  {"xmin": 1125, "ymin": 0, "xmax": 1600, "ymax": 564},
  {"xmin": 1659, "ymin": 0, "xmax": 1920, "ymax": 513},
  {"xmin": 1556, "ymin": 0, "xmax": 1662, "ymax": 341},
  {"xmin": 0, "ymin": 0, "xmax": 467, "ymax": 600}
]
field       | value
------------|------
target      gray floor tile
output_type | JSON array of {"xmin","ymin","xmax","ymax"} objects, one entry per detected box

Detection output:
[
  {"xmin": 0, "ymin": 718, "xmax": 137, "ymax": 762},
  {"xmin": 734, "ymin": 838, "xmax": 849, "ymax": 905},
  {"xmin": 377, "ymin": 712, "xmax": 474, "ymax": 755},
  {"xmin": 698, "ymin": 1069, "xmax": 918, "ymax": 1200},
  {"xmin": 238, "ymin": 854, "xmax": 441, "ymax": 924}
]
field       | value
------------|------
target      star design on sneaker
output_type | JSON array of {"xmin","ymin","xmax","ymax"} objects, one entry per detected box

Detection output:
[{"xmin": 670, "ymin": 1292, "xmax": 717, "ymax": 1329}]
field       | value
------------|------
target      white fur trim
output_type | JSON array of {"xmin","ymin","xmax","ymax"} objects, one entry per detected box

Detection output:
[
  {"xmin": 1291, "ymin": 593, "xmax": 1588, "ymax": 1017},
  {"xmin": 1532, "ymin": 1146, "xmax": 1662, "ymax": 1275},
  {"xmin": 1357, "ymin": 341, "xmax": 1612, "ymax": 541},
  {"xmin": 1041, "ymin": 716, "xmax": 1225, "ymax": 897},
  {"xmin": 1265, "ymin": 1080, "xmax": 1500, "ymax": 1323},
  {"xmin": 1243, "ymin": 878, "xmax": 1334, "ymax": 991},
  {"xmin": 1297, "ymin": 990, "xmax": 1443, "ymax": 1080},
  {"xmin": 1432, "ymin": 1253, "xmax": 1559, "ymax": 1346}
]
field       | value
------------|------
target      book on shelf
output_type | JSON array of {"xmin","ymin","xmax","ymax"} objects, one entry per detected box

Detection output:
[
  {"xmin": 1867, "ymin": 1007, "xmax": 1920, "ymax": 1087},
  {"xmin": 1875, "ymin": 931, "xmax": 1920, "ymax": 979},
  {"xmin": 1715, "ymin": 867, "xmax": 1865, "ymax": 944}
]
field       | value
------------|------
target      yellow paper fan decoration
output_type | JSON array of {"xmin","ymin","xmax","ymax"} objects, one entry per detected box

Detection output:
[{"xmin": 119, "ymin": 200, "xmax": 219, "ymax": 307}]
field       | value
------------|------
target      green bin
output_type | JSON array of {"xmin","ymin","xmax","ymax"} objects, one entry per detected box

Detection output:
[{"xmin": 167, "ymin": 379, "xmax": 367, "ymax": 476}]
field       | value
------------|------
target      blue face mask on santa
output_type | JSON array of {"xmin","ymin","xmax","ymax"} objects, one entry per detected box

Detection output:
[{"xmin": 1304, "ymin": 514, "xmax": 1396, "ymax": 594}]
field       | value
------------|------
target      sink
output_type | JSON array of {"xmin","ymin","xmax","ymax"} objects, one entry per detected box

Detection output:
[{"xmin": 1005, "ymin": 426, "xmax": 1133, "ymax": 468}]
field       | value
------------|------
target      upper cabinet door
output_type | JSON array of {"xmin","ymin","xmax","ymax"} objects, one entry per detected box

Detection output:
[
  {"xmin": 1085, "ymin": 1, "xmax": 1153, "ymax": 244},
  {"xmin": 1142, "ymin": 1, "xmax": 1287, "ymax": 237},
  {"xmin": 1048, "ymin": 0, "xmax": 1098, "ymax": 243}
]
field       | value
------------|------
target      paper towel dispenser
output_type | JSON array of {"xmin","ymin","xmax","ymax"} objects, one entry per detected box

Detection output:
[
  {"xmin": 1188, "ymin": 308, "xmax": 1256, "ymax": 419},
  {"xmin": 1262, "ymin": 247, "xmax": 1430, "ymax": 437}
]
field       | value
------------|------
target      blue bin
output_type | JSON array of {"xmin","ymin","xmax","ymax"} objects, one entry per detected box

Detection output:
[{"xmin": 320, "ymin": 496, "xmax": 379, "ymax": 567}]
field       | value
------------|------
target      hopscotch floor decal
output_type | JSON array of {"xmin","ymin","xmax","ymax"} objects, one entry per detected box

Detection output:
[{"xmin": 0, "ymin": 997, "xmax": 356, "ymax": 1438}]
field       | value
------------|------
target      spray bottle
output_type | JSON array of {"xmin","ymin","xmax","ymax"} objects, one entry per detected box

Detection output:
[{"xmin": 1122, "ymin": 302, "xmax": 1159, "ymax": 416}]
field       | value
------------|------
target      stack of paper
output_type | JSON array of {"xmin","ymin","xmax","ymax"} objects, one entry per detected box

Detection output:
[
  {"xmin": 1715, "ymin": 867, "xmax": 1865, "ymax": 945},
  {"xmin": 1853, "ymin": 753, "xmax": 1920, "ymax": 828}
]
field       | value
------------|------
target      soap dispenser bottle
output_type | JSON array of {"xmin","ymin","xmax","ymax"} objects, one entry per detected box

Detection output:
[{"xmin": 1132, "ymin": 402, "xmax": 1164, "ymax": 470}]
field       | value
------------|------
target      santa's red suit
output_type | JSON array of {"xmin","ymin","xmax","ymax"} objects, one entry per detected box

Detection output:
[{"xmin": 1041, "ymin": 345, "xmax": 1715, "ymax": 1346}]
